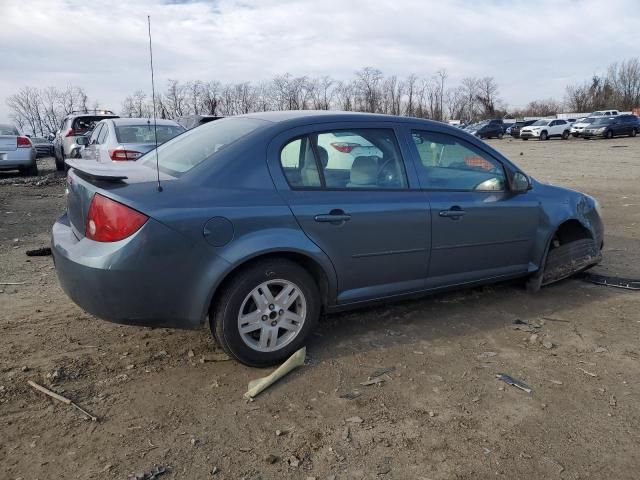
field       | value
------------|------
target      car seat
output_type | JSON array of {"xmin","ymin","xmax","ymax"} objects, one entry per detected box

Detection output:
[{"xmin": 347, "ymin": 156, "xmax": 378, "ymax": 188}]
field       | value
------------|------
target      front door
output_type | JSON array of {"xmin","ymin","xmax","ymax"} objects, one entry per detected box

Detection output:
[
  {"xmin": 272, "ymin": 126, "xmax": 430, "ymax": 304},
  {"xmin": 408, "ymin": 129, "xmax": 540, "ymax": 287}
]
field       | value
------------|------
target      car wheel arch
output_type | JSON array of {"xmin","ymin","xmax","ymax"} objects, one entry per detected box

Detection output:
[{"xmin": 205, "ymin": 250, "xmax": 335, "ymax": 325}]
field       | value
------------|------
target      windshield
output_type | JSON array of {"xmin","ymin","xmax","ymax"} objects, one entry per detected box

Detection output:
[
  {"xmin": 591, "ymin": 117, "xmax": 613, "ymax": 125},
  {"xmin": 116, "ymin": 124, "xmax": 184, "ymax": 144},
  {"xmin": 531, "ymin": 120, "xmax": 549, "ymax": 126},
  {"xmin": 140, "ymin": 117, "xmax": 267, "ymax": 176}
]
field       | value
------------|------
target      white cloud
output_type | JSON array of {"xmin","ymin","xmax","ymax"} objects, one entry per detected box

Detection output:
[{"xmin": 1, "ymin": 0, "xmax": 638, "ymax": 121}]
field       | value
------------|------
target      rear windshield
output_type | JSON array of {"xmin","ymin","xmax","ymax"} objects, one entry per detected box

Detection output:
[
  {"xmin": 592, "ymin": 117, "xmax": 613, "ymax": 125},
  {"xmin": 140, "ymin": 117, "xmax": 267, "ymax": 176},
  {"xmin": 71, "ymin": 116, "xmax": 118, "ymax": 133},
  {"xmin": 115, "ymin": 124, "xmax": 184, "ymax": 144},
  {"xmin": 0, "ymin": 125, "xmax": 19, "ymax": 135}
]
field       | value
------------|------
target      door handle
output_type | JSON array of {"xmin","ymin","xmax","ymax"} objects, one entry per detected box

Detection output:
[
  {"xmin": 439, "ymin": 208, "xmax": 466, "ymax": 219},
  {"xmin": 314, "ymin": 209, "xmax": 351, "ymax": 224}
]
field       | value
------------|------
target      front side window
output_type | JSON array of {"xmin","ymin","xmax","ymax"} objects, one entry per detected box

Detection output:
[
  {"xmin": 279, "ymin": 129, "xmax": 408, "ymax": 190},
  {"xmin": 89, "ymin": 124, "xmax": 103, "ymax": 144},
  {"xmin": 411, "ymin": 130, "xmax": 506, "ymax": 191}
]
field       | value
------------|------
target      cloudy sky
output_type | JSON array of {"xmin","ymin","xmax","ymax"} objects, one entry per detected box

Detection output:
[{"xmin": 1, "ymin": 0, "xmax": 638, "ymax": 123}]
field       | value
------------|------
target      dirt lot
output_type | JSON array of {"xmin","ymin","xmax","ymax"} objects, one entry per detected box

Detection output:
[{"xmin": 1, "ymin": 137, "xmax": 639, "ymax": 480}]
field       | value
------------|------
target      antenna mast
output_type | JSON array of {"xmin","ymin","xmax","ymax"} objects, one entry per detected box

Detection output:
[{"xmin": 148, "ymin": 15, "xmax": 162, "ymax": 192}]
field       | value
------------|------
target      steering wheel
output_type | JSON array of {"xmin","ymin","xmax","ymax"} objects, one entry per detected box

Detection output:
[{"xmin": 376, "ymin": 157, "xmax": 398, "ymax": 186}]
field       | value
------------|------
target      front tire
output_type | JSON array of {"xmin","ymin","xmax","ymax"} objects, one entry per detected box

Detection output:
[
  {"xmin": 605, "ymin": 130, "xmax": 613, "ymax": 139},
  {"xmin": 212, "ymin": 259, "xmax": 320, "ymax": 367},
  {"xmin": 522, "ymin": 138, "xmax": 528, "ymax": 141},
  {"xmin": 539, "ymin": 131, "xmax": 548, "ymax": 141},
  {"xmin": 497, "ymin": 132, "xmax": 504, "ymax": 139}
]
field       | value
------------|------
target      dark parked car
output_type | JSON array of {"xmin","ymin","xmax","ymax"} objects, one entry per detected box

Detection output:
[
  {"xmin": 176, "ymin": 114, "xmax": 224, "ymax": 130},
  {"xmin": 464, "ymin": 119, "xmax": 504, "ymax": 139},
  {"xmin": 30, "ymin": 136, "xmax": 54, "ymax": 157},
  {"xmin": 510, "ymin": 120, "xmax": 537, "ymax": 138},
  {"xmin": 582, "ymin": 115, "xmax": 640, "ymax": 139},
  {"xmin": 53, "ymin": 111, "xmax": 604, "ymax": 366}
]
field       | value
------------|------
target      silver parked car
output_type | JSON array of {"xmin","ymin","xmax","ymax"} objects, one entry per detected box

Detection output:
[
  {"xmin": 0, "ymin": 124, "xmax": 38, "ymax": 176},
  {"xmin": 53, "ymin": 110, "xmax": 119, "ymax": 170},
  {"xmin": 79, "ymin": 118, "xmax": 185, "ymax": 162}
]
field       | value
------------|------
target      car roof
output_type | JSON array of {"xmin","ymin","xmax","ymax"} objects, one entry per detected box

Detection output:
[
  {"xmin": 107, "ymin": 118, "xmax": 181, "ymax": 127},
  {"xmin": 239, "ymin": 110, "xmax": 447, "ymax": 129}
]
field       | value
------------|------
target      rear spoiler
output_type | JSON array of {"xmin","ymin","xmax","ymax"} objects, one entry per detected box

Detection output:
[{"xmin": 65, "ymin": 159, "xmax": 128, "ymax": 181}]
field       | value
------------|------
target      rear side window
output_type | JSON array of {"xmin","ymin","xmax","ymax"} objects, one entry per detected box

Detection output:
[
  {"xmin": 279, "ymin": 129, "xmax": 408, "ymax": 190},
  {"xmin": 72, "ymin": 116, "xmax": 117, "ymax": 133},
  {"xmin": 97, "ymin": 124, "xmax": 109, "ymax": 143},
  {"xmin": 411, "ymin": 130, "xmax": 506, "ymax": 191},
  {"xmin": 280, "ymin": 137, "xmax": 321, "ymax": 187},
  {"xmin": 115, "ymin": 124, "xmax": 184, "ymax": 144},
  {"xmin": 141, "ymin": 117, "xmax": 267, "ymax": 176}
]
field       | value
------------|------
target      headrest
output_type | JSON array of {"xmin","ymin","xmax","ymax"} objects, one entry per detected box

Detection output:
[{"xmin": 350, "ymin": 156, "xmax": 378, "ymax": 186}]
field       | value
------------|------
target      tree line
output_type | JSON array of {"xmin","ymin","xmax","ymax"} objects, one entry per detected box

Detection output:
[{"xmin": 7, "ymin": 58, "xmax": 640, "ymax": 137}]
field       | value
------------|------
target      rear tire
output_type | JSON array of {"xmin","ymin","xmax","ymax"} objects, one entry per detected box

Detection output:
[
  {"xmin": 561, "ymin": 130, "xmax": 569, "ymax": 140},
  {"xmin": 20, "ymin": 162, "xmax": 38, "ymax": 177},
  {"xmin": 497, "ymin": 132, "xmax": 504, "ymax": 139},
  {"xmin": 211, "ymin": 258, "xmax": 320, "ymax": 367},
  {"xmin": 55, "ymin": 148, "xmax": 65, "ymax": 171}
]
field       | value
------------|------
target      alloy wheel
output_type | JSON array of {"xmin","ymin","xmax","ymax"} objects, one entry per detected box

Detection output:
[{"xmin": 237, "ymin": 279, "xmax": 307, "ymax": 352}]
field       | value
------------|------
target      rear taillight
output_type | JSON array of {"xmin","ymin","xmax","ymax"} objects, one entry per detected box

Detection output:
[
  {"xmin": 17, "ymin": 136, "xmax": 32, "ymax": 148},
  {"xmin": 330, "ymin": 142, "xmax": 361, "ymax": 153},
  {"xmin": 109, "ymin": 148, "xmax": 142, "ymax": 161},
  {"xmin": 86, "ymin": 193, "xmax": 148, "ymax": 242}
]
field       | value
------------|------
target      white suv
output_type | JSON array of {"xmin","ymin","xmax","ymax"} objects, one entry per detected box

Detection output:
[{"xmin": 519, "ymin": 119, "xmax": 571, "ymax": 141}]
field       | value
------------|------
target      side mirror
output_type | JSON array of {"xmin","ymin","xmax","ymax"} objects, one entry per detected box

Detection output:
[
  {"xmin": 76, "ymin": 136, "xmax": 89, "ymax": 146},
  {"xmin": 511, "ymin": 172, "xmax": 531, "ymax": 193}
]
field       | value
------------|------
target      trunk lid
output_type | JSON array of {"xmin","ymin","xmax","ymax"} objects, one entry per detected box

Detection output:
[
  {"xmin": 65, "ymin": 160, "xmax": 176, "ymax": 239},
  {"xmin": 0, "ymin": 136, "xmax": 17, "ymax": 152}
]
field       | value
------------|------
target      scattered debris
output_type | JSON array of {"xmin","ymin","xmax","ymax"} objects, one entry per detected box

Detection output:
[
  {"xmin": 360, "ymin": 373, "xmax": 392, "ymax": 386},
  {"xmin": 413, "ymin": 351, "xmax": 425, "ymax": 355},
  {"xmin": 264, "ymin": 454, "xmax": 279, "ymax": 464},
  {"xmin": 244, "ymin": 347, "xmax": 306, "ymax": 399},
  {"xmin": 577, "ymin": 367, "xmax": 597, "ymax": 377},
  {"xmin": 529, "ymin": 334, "xmax": 539, "ymax": 344},
  {"xmin": 339, "ymin": 391, "xmax": 361, "ymax": 400},
  {"xmin": 542, "ymin": 341, "xmax": 554, "ymax": 349},
  {"xmin": 288, "ymin": 455, "xmax": 300, "ymax": 468},
  {"xmin": 187, "ymin": 349, "xmax": 195, "ymax": 358},
  {"xmin": 495, "ymin": 373, "xmax": 532, "ymax": 394},
  {"xmin": 609, "ymin": 395, "xmax": 617, "ymax": 407},
  {"xmin": 542, "ymin": 316, "xmax": 570, "ymax": 323},
  {"xmin": 275, "ymin": 429, "xmax": 287, "ymax": 436},
  {"xmin": 477, "ymin": 351, "xmax": 497, "ymax": 359},
  {"xmin": 541, "ymin": 456, "xmax": 565, "ymax": 474},
  {"xmin": 345, "ymin": 416, "xmax": 363, "ymax": 424},
  {"xmin": 27, "ymin": 380, "xmax": 98, "ymax": 421},
  {"xmin": 211, "ymin": 466, "xmax": 220, "ymax": 475},
  {"xmin": 26, "ymin": 247, "xmax": 52, "ymax": 256},
  {"xmin": 595, "ymin": 346, "xmax": 608, "ymax": 354},
  {"xmin": 0, "ymin": 281, "xmax": 26, "ymax": 286},
  {"xmin": 512, "ymin": 319, "xmax": 542, "ymax": 332},
  {"xmin": 342, "ymin": 425, "xmax": 351, "ymax": 441},
  {"xmin": 550, "ymin": 380, "xmax": 563, "ymax": 385},
  {"xmin": 579, "ymin": 272, "xmax": 640, "ymax": 290},
  {"xmin": 152, "ymin": 350, "xmax": 169, "ymax": 359},
  {"xmin": 376, "ymin": 457, "xmax": 392, "ymax": 475},
  {"xmin": 128, "ymin": 465, "xmax": 168, "ymax": 480}
]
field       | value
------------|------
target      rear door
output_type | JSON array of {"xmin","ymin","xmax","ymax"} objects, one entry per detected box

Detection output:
[
  {"xmin": 268, "ymin": 123, "xmax": 431, "ymax": 304},
  {"xmin": 407, "ymin": 128, "xmax": 540, "ymax": 287}
]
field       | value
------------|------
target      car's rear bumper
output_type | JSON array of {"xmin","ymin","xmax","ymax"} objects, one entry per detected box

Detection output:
[
  {"xmin": 52, "ymin": 212, "xmax": 227, "ymax": 330},
  {"xmin": 0, "ymin": 148, "xmax": 35, "ymax": 169}
]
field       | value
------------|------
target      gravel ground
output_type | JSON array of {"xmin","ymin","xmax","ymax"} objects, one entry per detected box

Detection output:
[{"xmin": 1, "ymin": 137, "xmax": 639, "ymax": 480}]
